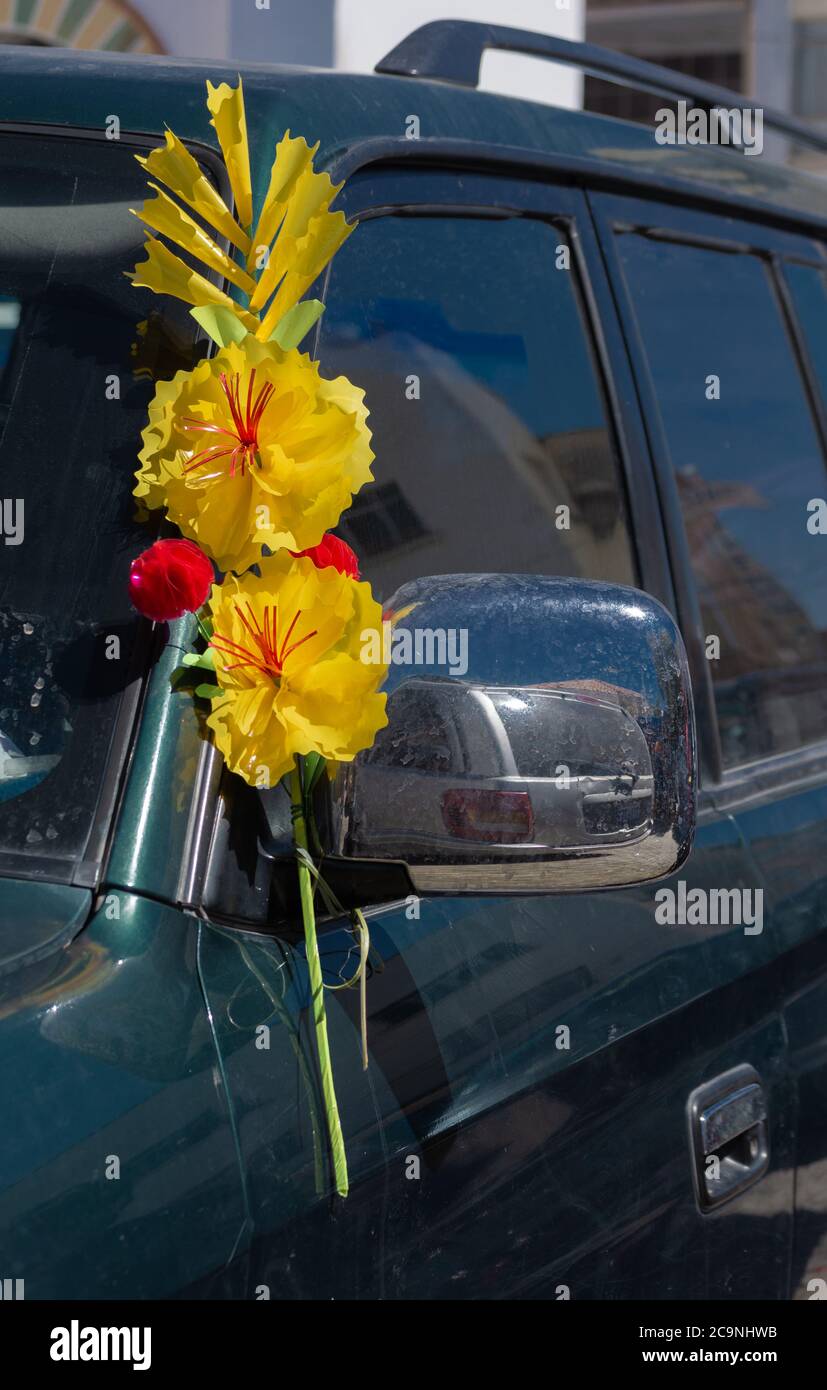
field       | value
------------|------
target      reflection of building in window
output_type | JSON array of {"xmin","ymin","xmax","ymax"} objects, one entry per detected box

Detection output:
[
  {"xmin": 521, "ymin": 427, "xmax": 634, "ymax": 581},
  {"xmin": 676, "ymin": 466, "xmax": 827, "ymax": 761},
  {"xmin": 338, "ymin": 481, "xmax": 430, "ymax": 559},
  {"xmin": 677, "ymin": 467, "xmax": 823, "ymax": 672},
  {"xmin": 320, "ymin": 212, "xmax": 638, "ymax": 597}
]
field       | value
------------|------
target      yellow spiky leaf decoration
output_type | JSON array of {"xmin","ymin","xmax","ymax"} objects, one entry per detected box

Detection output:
[
  {"xmin": 206, "ymin": 77, "xmax": 254, "ymax": 232},
  {"xmin": 127, "ymin": 75, "xmax": 382, "ymax": 1208},
  {"xmin": 136, "ymin": 128, "xmax": 251, "ymax": 254},
  {"xmin": 128, "ymin": 77, "xmax": 353, "ymax": 346}
]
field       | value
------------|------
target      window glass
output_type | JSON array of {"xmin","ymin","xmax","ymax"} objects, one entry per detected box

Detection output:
[
  {"xmin": 618, "ymin": 234, "xmax": 827, "ymax": 765},
  {"xmin": 318, "ymin": 214, "xmax": 636, "ymax": 603},
  {"xmin": 0, "ymin": 135, "xmax": 194, "ymax": 876}
]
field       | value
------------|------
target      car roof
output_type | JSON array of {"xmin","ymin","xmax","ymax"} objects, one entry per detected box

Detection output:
[{"xmin": 2, "ymin": 41, "xmax": 827, "ymax": 234}]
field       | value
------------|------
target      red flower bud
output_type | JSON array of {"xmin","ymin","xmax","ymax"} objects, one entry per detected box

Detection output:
[
  {"xmin": 292, "ymin": 534, "xmax": 360, "ymax": 580},
  {"xmin": 129, "ymin": 538, "xmax": 214, "ymax": 622}
]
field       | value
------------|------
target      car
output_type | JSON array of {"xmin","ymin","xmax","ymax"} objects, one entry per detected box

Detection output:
[
  {"xmin": 342, "ymin": 673, "xmax": 656, "ymax": 859},
  {"xmin": 1, "ymin": 18, "xmax": 826, "ymax": 1301}
]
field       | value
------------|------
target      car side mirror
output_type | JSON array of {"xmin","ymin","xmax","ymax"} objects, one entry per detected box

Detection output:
[{"xmin": 318, "ymin": 573, "xmax": 696, "ymax": 894}]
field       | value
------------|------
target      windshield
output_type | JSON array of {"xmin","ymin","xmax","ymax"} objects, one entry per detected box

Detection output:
[{"xmin": 0, "ymin": 133, "xmax": 197, "ymax": 881}]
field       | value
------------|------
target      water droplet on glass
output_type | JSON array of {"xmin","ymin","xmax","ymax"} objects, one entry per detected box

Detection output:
[
  {"xmin": 45, "ymin": 826, "xmax": 58, "ymax": 841},
  {"xmin": 25, "ymin": 828, "xmax": 43, "ymax": 844},
  {"xmin": 34, "ymin": 676, "xmax": 45, "ymax": 690},
  {"xmin": 29, "ymin": 733, "xmax": 41, "ymax": 746},
  {"xmin": 30, "ymin": 693, "xmax": 41, "ymax": 708},
  {"xmin": 22, "ymin": 623, "xmax": 34, "ymax": 635}
]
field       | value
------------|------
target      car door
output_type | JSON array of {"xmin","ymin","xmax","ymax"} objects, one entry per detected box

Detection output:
[
  {"xmin": 592, "ymin": 190, "xmax": 827, "ymax": 1302},
  {"xmin": 197, "ymin": 162, "xmax": 790, "ymax": 1299}
]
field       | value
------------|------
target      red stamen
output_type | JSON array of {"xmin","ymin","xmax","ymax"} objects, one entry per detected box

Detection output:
[
  {"xmin": 181, "ymin": 369, "xmax": 274, "ymax": 479},
  {"xmin": 210, "ymin": 601, "xmax": 317, "ymax": 682}
]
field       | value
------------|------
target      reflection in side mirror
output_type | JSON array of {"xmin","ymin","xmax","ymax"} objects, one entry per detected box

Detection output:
[
  {"xmin": 360, "ymin": 682, "xmax": 654, "ymax": 851},
  {"xmin": 323, "ymin": 574, "xmax": 696, "ymax": 894}
]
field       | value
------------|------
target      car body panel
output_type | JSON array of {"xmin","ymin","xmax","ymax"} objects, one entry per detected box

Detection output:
[
  {"xmin": 198, "ymin": 805, "xmax": 793, "ymax": 1298},
  {"xmin": 0, "ymin": 891, "xmax": 246, "ymax": 1298},
  {"xmin": 0, "ymin": 878, "xmax": 91, "ymax": 976}
]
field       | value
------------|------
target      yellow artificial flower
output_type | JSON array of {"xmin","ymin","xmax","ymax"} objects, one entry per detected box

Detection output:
[
  {"xmin": 134, "ymin": 334, "xmax": 374, "ymax": 573},
  {"xmin": 129, "ymin": 79, "xmax": 354, "ymax": 344},
  {"xmin": 205, "ymin": 552, "xmax": 388, "ymax": 786}
]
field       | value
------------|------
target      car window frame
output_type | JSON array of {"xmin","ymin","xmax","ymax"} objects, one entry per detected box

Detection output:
[
  {"xmin": 590, "ymin": 188, "xmax": 827, "ymax": 804},
  {"xmin": 0, "ymin": 121, "xmax": 229, "ymax": 891}
]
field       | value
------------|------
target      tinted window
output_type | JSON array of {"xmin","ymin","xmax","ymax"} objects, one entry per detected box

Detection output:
[
  {"xmin": 319, "ymin": 214, "xmax": 636, "ymax": 602},
  {"xmin": 0, "ymin": 135, "xmax": 194, "ymax": 877},
  {"xmin": 618, "ymin": 234, "xmax": 827, "ymax": 766}
]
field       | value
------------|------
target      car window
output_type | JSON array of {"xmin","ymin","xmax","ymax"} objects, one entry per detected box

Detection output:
[
  {"xmin": 0, "ymin": 134, "xmax": 195, "ymax": 879},
  {"xmin": 317, "ymin": 213, "xmax": 637, "ymax": 604},
  {"xmin": 617, "ymin": 234, "xmax": 827, "ymax": 768}
]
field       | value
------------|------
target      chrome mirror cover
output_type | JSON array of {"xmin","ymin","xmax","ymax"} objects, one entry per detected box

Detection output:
[{"xmin": 324, "ymin": 574, "xmax": 696, "ymax": 894}]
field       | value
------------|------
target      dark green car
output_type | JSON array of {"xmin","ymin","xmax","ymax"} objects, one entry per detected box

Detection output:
[{"xmin": 1, "ymin": 21, "xmax": 827, "ymax": 1300}]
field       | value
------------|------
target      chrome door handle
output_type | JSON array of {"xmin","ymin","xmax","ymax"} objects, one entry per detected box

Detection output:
[{"xmin": 687, "ymin": 1064, "xmax": 769, "ymax": 1211}]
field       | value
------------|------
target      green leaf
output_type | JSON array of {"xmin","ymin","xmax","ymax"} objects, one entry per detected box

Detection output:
[
  {"xmin": 269, "ymin": 300, "xmax": 325, "ymax": 351},
  {"xmin": 303, "ymin": 751, "xmax": 327, "ymax": 796},
  {"xmin": 190, "ymin": 305, "xmax": 248, "ymax": 348},
  {"xmin": 182, "ymin": 650, "xmax": 216, "ymax": 670},
  {"xmin": 170, "ymin": 665, "xmax": 197, "ymax": 691},
  {"xmin": 194, "ymin": 682, "xmax": 223, "ymax": 700}
]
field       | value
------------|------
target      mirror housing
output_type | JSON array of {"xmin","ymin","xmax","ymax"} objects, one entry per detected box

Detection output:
[{"xmin": 319, "ymin": 574, "xmax": 696, "ymax": 894}]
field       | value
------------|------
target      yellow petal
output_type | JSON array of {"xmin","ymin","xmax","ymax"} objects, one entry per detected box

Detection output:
[
  {"xmin": 256, "ymin": 210, "xmax": 354, "ymax": 337},
  {"xmin": 133, "ymin": 184, "xmax": 256, "ymax": 296},
  {"xmin": 316, "ymin": 374, "xmax": 374, "ymax": 490},
  {"xmin": 206, "ymin": 78, "xmax": 253, "ymax": 231},
  {"xmin": 250, "ymin": 202, "xmax": 352, "ymax": 318},
  {"xmin": 129, "ymin": 237, "xmax": 259, "ymax": 334},
  {"xmin": 247, "ymin": 131, "xmax": 320, "ymax": 268},
  {"xmin": 283, "ymin": 163, "xmax": 343, "ymax": 243},
  {"xmin": 249, "ymin": 157, "xmax": 341, "ymax": 304},
  {"xmin": 136, "ymin": 129, "xmax": 250, "ymax": 255}
]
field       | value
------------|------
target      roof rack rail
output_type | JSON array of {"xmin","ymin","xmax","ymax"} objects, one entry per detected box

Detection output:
[{"xmin": 375, "ymin": 19, "xmax": 827, "ymax": 157}]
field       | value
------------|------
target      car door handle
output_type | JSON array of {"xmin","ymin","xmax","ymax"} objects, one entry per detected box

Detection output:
[{"xmin": 687, "ymin": 1064, "xmax": 769, "ymax": 1211}]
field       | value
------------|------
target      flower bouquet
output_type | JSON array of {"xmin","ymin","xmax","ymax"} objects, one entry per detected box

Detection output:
[{"xmin": 126, "ymin": 77, "xmax": 389, "ymax": 1198}]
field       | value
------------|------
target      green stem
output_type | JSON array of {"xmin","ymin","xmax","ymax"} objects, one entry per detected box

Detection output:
[{"xmin": 290, "ymin": 761, "xmax": 349, "ymax": 1199}]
